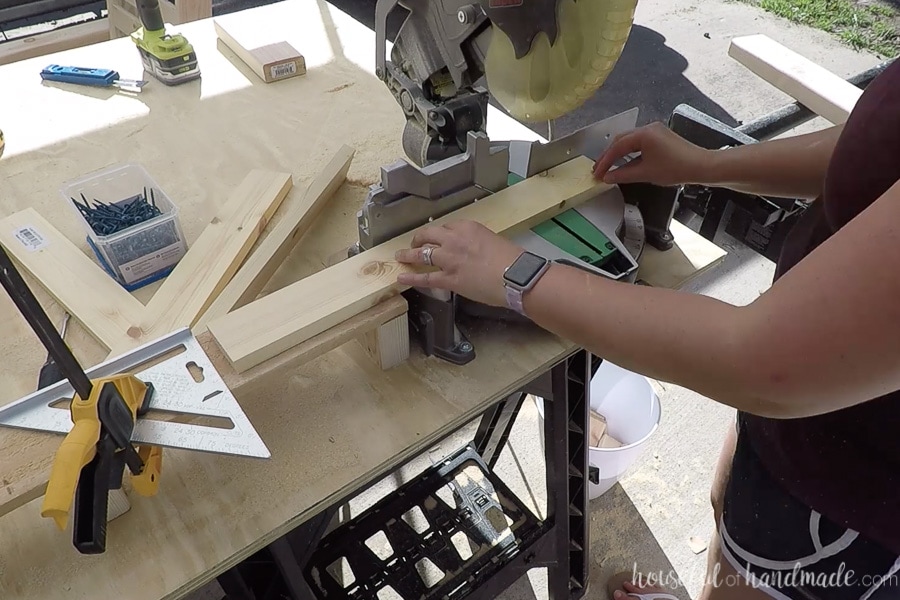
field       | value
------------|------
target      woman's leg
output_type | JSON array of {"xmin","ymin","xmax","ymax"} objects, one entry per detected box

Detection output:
[
  {"xmin": 702, "ymin": 418, "xmax": 900, "ymax": 600},
  {"xmin": 699, "ymin": 420, "xmax": 755, "ymax": 599},
  {"xmin": 609, "ymin": 422, "xmax": 771, "ymax": 600},
  {"xmin": 710, "ymin": 420, "xmax": 737, "ymax": 527},
  {"xmin": 609, "ymin": 416, "xmax": 900, "ymax": 600}
]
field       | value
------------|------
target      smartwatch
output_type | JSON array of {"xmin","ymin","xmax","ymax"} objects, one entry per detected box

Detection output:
[{"xmin": 502, "ymin": 251, "xmax": 551, "ymax": 315}]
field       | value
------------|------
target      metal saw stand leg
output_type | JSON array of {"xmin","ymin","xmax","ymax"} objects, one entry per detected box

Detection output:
[
  {"xmin": 543, "ymin": 350, "xmax": 593, "ymax": 600},
  {"xmin": 473, "ymin": 392, "xmax": 527, "ymax": 470},
  {"xmin": 215, "ymin": 349, "xmax": 594, "ymax": 600}
]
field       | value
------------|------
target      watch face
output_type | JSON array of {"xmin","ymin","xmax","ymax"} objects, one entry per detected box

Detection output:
[{"xmin": 504, "ymin": 252, "xmax": 547, "ymax": 287}]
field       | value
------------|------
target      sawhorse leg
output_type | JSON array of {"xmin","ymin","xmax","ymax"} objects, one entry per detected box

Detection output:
[
  {"xmin": 216, "ymin": 507, "xmax": 337, "ymax": 600},
  {"xmin": 473, "ymin": 391, "xmax": 527, "ymax": 469},
  {"xmin": 545, "ymin": 350, "xmax": 592, "ymax": 600}
]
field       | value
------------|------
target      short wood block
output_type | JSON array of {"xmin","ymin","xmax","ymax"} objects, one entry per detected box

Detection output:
[
  {"xmin": 359, "ymin": 313, "xmax": 410, "ymax": 370},
  {"xmin": 214, "ymin": 19, "xmax": 306, "ymax": 83}
]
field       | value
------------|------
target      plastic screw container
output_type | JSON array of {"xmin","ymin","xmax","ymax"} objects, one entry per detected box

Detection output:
[{"xmin": 61, "ymin": 163, "xmax": 188, "ymax": 290}]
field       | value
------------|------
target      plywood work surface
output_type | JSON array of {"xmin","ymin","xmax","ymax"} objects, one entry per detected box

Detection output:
[{"xmin": 0, "ymin": 1, "xmax": 725, "ymax": 598}]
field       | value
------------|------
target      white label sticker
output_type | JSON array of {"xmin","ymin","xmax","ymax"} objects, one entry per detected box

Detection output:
[
  {"xmin": 13, "ymin": 226, "xmax": 48, "ymax": 251},
  {"xmin": 117, "ymin": 239, "xmax": 187, "ymax": 284},
  {"xmin": 270, "ymin": 62, "xmax": 297, "ymax": 80}
]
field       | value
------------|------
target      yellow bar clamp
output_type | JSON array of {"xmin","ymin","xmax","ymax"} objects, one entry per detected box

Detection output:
[{"xmin": 41, "ymin": 374, "xmax": 161, "ymax": 530}]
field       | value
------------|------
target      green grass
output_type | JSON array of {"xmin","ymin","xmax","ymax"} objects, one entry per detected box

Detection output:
[{"xmin": 752, "ymin": 0, "xmax": 900, "ymax": 57}]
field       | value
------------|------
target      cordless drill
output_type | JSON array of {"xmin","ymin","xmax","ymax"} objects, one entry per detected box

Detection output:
[{"xmin": 130, "ymin": 0, "xmax": 200, "ymax": 85}]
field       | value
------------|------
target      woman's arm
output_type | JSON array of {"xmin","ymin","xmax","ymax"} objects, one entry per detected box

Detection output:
[
  {"xmin": 593, "ymin": 122, "xmax": 844, "ymax": 200},
  {"xmin": 395, "ymin": 177, "xmax": 900, "ymax": 420},
  {"xmin": 702, "ymin": 124, "xmax": 844, "ymax": 199}
]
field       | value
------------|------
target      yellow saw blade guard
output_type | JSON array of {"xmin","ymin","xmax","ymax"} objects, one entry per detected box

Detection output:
[{"xmin": 484, "ymin": 0, "xmax": 638, "ymax": 122}]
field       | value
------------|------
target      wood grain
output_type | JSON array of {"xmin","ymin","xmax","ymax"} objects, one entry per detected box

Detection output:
[
  {"xmin": 729, "ymin": 34, "xmax": 862, "ymax": 124},
  {"xmin": 196, "ymin": 146, "xmax": 354, "ymax": 329},
  {"xmin": 198, "ymin": 294, "xmax": 409, "ymax": 398},
  {"xmin": 360, "ymin": 313, "xmax": 410, "ymax": 370},
  {"xmin": 106, "ymin": 170, "xmax": 293, "ymax": 357},
  {"xmin": 208, "ymin": 156, "xmax": 613, "ymax": 372},
  {"xmin": 0, "ymin": 208, "xmax": 145, "ymax": 349}
]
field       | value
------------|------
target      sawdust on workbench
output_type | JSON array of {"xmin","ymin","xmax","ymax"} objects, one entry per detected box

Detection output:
[{"xmin": 326, "ymin": 82, "xmax": 356, "ymax": 93}]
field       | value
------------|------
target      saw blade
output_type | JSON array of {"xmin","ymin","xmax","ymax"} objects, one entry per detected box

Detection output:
[
  {"xmin": 0, "ymin": 328, "xmax": 269, "ymax": 459},
  {"xmin": 484, "ymin": 0, "xmax": 638, "ymax": 122},
  {"xmin": 479, "ymin": 0, "xmax": 562, "ymax": 60}
]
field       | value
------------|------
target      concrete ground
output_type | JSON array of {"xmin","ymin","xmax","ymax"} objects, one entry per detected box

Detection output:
[{"xmin": 187, "ymin": 0, "xmax": 882, "ymax": 599}]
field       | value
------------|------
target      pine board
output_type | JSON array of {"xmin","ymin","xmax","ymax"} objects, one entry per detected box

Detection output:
[
  {"xmin": 208, "ymin": 156, "xmax": 614, "ymax": 372},
  {"xmin": 729, "ymin": 34, "xmax": 862, "ymax": 124}
]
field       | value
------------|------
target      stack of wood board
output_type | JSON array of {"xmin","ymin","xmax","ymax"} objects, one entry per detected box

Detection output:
[
  {"xmin": 0, "ymin": 145, "xmax": 379, "ymax": 519},
  {"xmin": 206, "ymin": 156, "xmax": 614, "ymax": 373}
]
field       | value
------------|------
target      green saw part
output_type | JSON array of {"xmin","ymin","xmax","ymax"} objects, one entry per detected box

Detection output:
[
  {"xmin": 551, "ymin": 209, "xmax": 617, "ymax": 259},
  {"xmin": 532, "ymin": 218, "xmax": 605, "ymax": 264},
  {"xmin": 507, "ymin": 173, "xmax": 618, "ymax": 265}
]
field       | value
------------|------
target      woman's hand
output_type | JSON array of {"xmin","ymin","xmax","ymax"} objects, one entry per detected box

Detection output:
[
  {"xmin": 394, "ymin": 220, "xmax": 524, "ymax": 307},
  {"xmin": 593, "ymin": 121, "xmax": 711, "ymax": 186}
]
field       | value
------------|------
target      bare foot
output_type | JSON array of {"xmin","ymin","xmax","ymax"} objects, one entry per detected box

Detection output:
[{"xmin": 607, "ymin": 571, "xmax": 680, "ymax": 600}]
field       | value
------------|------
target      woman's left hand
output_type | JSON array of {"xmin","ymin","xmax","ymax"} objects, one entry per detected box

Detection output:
[{"xmin": 394, "ymin": 220, "xmax": 524, "ymax": 307}]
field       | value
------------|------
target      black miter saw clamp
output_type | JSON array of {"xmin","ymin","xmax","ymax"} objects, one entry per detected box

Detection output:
[{"xmin": 351, "ymin": 108, "xmax": 679, "ymax": 365}]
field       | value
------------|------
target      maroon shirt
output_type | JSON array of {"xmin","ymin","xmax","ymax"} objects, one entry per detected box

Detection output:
[{"xmin": 742, "ymin": 58, "xmax": 900, "ymax": 553}]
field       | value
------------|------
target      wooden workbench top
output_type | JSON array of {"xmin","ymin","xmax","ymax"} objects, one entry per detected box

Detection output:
[{"xmin": 0, "ymin": 2, "xmax": 725, "ymax": 598}]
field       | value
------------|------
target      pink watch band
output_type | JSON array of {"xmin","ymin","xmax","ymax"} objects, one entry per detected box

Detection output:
[{"xmin": 505, "ymin": 285, "xmax": 525, "ymax": 315}]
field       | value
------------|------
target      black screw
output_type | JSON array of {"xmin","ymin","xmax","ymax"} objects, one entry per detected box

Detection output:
[{"xmin": 72, "ymin": 190, "xmax": 163, "ymax": 238}]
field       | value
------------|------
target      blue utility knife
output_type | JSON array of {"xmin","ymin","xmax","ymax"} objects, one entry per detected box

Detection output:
[{"xmin": 40, "ymin": 65, "xmax": 147, "ymax": 91}]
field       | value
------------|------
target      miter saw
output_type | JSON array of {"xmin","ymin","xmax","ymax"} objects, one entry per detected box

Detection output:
[
  {"xmin": 355, "ymin": 0, "xmax": 679, "ymax": 365},
  {"xmin": 375, "ymin": 0, "xmax": 639, "ymax": 165}
]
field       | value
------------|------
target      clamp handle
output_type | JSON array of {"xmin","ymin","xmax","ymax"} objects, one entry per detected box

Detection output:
[
  {"xmin": 41, "ymin": 396, "xmax": 101, "ymax": 530},
  {"xmin": 40, "ymin": 375, "xmax": 157, "ymax": 552},
  {"xmin": 132, "ymin": 445, "xmax": 162, "ymax": 496}
]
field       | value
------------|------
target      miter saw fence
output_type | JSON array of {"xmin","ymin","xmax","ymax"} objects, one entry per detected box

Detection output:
[{"xmin": 351, "ymin": 109, "xmax": 678, "ymax": 365}]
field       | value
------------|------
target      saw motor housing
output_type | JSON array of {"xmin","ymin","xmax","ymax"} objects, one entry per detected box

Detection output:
[
  {"xmin": 376, "ymin": 0, "xmax": 496, "ymax": 166},
  {"xmin": 376, "ymin": 0, "xmax": 640, "ymax": 167},
  {"xmin": 376, "ymin": 0, "xmax": 573, "ymax": 165}
]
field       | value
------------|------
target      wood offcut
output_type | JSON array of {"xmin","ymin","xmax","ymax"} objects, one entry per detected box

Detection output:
[
  {"xmin": 197, "ymin": 146, "xmax": 354, "ymax": 328},
  {"xmin": 728, "ymin": 34, "xmax": 863, "ymax": 124},
  {"xmin": 214, "ymin": 18, "xmax": 306, "ymax": 83}
]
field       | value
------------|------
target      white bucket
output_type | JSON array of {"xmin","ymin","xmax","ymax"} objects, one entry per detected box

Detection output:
[{"xmin": 536, "ymin": 360, "xmax": 661, "ymax": 499}]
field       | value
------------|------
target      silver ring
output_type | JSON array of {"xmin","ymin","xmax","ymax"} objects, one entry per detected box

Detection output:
[{"xmin": 422, "ymin": 246, "xmax": 434, "ymax": 266}]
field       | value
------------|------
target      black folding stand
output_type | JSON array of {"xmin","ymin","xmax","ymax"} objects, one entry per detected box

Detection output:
[{"xmin": 215, "ymin": 349, "xmax": 598, "ymax": 600}]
